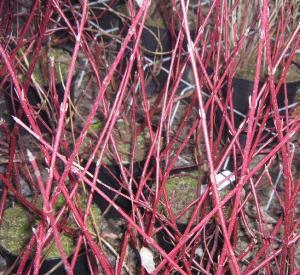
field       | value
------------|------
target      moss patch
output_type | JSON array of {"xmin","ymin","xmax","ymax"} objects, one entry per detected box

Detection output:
[
  {"xmin": 236, "ymin": 53, "xmax": 300, "ymax": 82},
  {"xmin": 42, "ymin": 234, "xmax": 75, "ymax": 259},
  {"xmin": 47, "ymin": 48, "xmax": 72, "ymax": 84},
  {"xmin": 0, "ymin": 195, "xmax": 101, "ymax": 259},
  {"xmin": 18, "ymin": 47, "xmax": 72, "ymax": 87},
  {"xmin": 160, "ymin": 171, "xmax": 200, "ymax": 223},
  {"xmin": 111, "ymin": 120, "xmax": 150, "ymax": 164},
  {"xmin": 87, "ymin": 119, "xmax": 151, "ymax": 165},
  {"xmin": 0, "ymin": 206, "xmax": 33, "ymax": 255}
]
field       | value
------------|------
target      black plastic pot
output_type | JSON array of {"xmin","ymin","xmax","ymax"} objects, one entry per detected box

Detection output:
[
  {"xmin": 228, "ymin": 77, "xmax": 299, "ymax": 149},
  {"xmin": 87, "ymin": 160, "xmax": 153, "ymax": 219},
  {"xmin": 214, "ymin": 75, "xmax": 299, "ymax": 170},
  {"xmin": 4, "ymin": 83, "xmax": 66, "ymax": 133},
  {"xmin": 140, "ymin": 26, "xmax": 173, "ymax": 56},
  {"xmin": 156, "ymin": 220, "xmax": 223, "ymax": 271},
  {"xmin": 0, "ymin": 246, "xmax": 90, "ymax": 275},
  {"xmin": 89, "ymin": 160, "xmax": 198, "ymax": 220},
  {"xmin": 231, "ymin": 77, "xmax": 299, "ymax": 131},
  {"xmin": 156, "ymin": 222, "xmax": 188, "ymax": 253},
  {"xmin": 139, "ymin": 26, "xmax": 196, "ymax": 95}
]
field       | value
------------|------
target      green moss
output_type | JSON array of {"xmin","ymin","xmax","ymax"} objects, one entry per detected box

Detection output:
[
  {"xmin": 87, "ymin": 204, "xmax": 102, "ymax": 236},
  {"xmin": 279, "ymin": 54, "xmax": 300, "ymax": 82},
  {"xmin": 0, "ymin": 195, "xmax": 101, "ymax": 259},
  {"xmin": 43, "ymin": 235, "xmax": 75, "ymax": 259},
  {"xmin": 103, "ymin": 119, "xmax": 150, "ymax": 165},
  {"xmin": 47, "ymin": 48, "xmax": 71, "ymax": 84},
  {"xmin": 166, "ymin": 171, "xmax": 199, "ymax": 193},
  {"xmin": 18, "ymin": 47, "xmax": 72, "ymax": 87},
  {"xmin": 31, "ymin": 60, "xmax": 46, "ymax": 86},
  {"xmin": 31, "ymin": 194, "xmax": 66, "ymax": 214},
  {"xmin": 72, "ymin": 196, "xmax": 102, "ymax": 235},
  {"xmin": 235, "ymin": 67, "xmax": 261, "ymax": 81},
  {"xmin": 53, "ymin": 194, "xmax": 66, "ymax": 212},
  {"xmin": 159, "ymin": 171, "xmax": 200, "ymax": 223},
  {"xmin": 0, "ymin": 206, "xmax": 32, "ymax": 255},
  {"xmin": 145, "ymin": 16, "xmax": 166, "ymax": 29},
  {"xmin": 88, "ymin": 121, "xmax": 104, "ymax": 134},
  {"xmin": 236, "ymin": 53, "xmax": 300, "ymax": 82},
  {"xmin": 84, "ymin": 119, "xmax": 151, "ymax": 165},
  {"xmin": 119, "ymin": 1, "xmax": 166, "ymax": 28},
  {"xmin": 33, "ymin": 48, "xmax": 71, "ymax": 86}
]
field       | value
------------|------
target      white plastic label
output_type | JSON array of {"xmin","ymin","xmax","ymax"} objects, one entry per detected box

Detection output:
[{"xmin": 139, "ymin": 246, "xmax": 155, "ymax": 273}]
